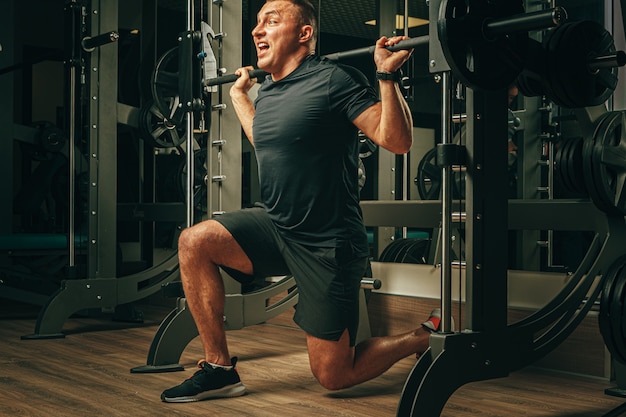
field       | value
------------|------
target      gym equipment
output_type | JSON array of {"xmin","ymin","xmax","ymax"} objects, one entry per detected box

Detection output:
[
  {"xmin": 392, "ymin": 0, "xmax": 626, "ymax": 414},
  {"xmin": 177, "ymin": 148, "xmax": 208, "ymax": 214},
  {"xmin": 599, "ymin": 255, "xmax": 626, "ymax": 366},
  {"xmin": 204, "ymin": 36, "xmax": 430, "ymax": 87},
  {"xmin": 203, "ymin": 7, "xmax": 565, "ymax": 92},
  {"xmin": 518, "ymin": 21, "xmax": 626, "ymax": 108},
  {"xmin": 379, "ymin": 238, "xmax": 430, "ymax": 264},
  {"xmin": 582, "ymin": 111, "xmax": 626, "ymax": 216},
  {"xmin": 1, "ymin": 1, "xmax": 192, "ymax": 339},
  {"xmin": 554, "ymin": 136, "xmax": 586, "ymax": 196},
  {"xmin": 138, "ymin": 100, "xmax": 187, "ymax": 148},
  {"xmin": 414, "ymin": 147, "xmax": 465, "ymax": 200}
]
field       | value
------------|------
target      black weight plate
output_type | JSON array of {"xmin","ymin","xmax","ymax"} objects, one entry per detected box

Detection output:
[
  {"xmin": 591, "ymin": 113, "xmax": 617, "ymax": 212},
  {"xmin": 178, "ymin": 148, "xmax": 208, "ymax": 214},
  {"xmin": 516, "ymin": 39, "xmax": 547, "ymax": 97},
  {"xmin": 599, "ymin": 256, "xmax": 626, "ymax": 363},
  {"xmin": 379, "ymin": 239, "xmax": 405, "ymax": 262},
  {"xmin": 553, "ymin": 21, "xmax": 617, "ymax": 108},
  {"xmin": 582, "ymin": 112, "xmax": 613, "ymax": 212},
  {"xmin": 609, "ymin": 262, "xmax": 626, "ymax": 364},
  {"xmin": 555, "ymin": 138, "xmax": 572, "ymax": 193},
  {"xmin": 554, "ymin": 21, "xmax": 587, "ymax": 108},
  {"xmin": 545, "ymin": 22, "xmax": 580, "ymax": 108},
  {"xmin": 416, "ymin": 148, "xmax": 441, "ymax": 200},
  {"xmin": 151, "ymin": 47, "xmax": 185, "ymax": 125},
  {"xmin": 138, "ymin": 100, "xmax": 187, "ymax": 148},
  {"xmin": 542, "ymin": 23, "xmax": 567, "ymax": 107},
  {"xmin": 397, "ymin": 239, "xmax": 430, "ymax": 264},
  {"xmin": 568, "ymin": 137, "xmax": 586, "ymax": 195},
  {"xmin": 438, "ymin": 0, "xmax": 526, "ymax": 91},
  {"xmin": 562, "ymin": 137, "xmax": 577, "ymax": 193},
  {"xmin": 574, "ymin": 21, "xmax": 618, "ymax": 107},
  {"xmin": 592, "ymin": 111, "xmax": 626, "ymax": 215},
  {"xmin": 553, "ymin": 140, "xmax": 566, "ymax": 190},
  {"xmin": 565, "ymin": 137, "xmax": 581, "ymax": 193}
]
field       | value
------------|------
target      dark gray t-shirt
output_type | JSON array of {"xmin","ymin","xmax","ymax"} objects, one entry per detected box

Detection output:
[{"xmin": 253, "ymin": 56, "xmax": 378, "ymax": 255}]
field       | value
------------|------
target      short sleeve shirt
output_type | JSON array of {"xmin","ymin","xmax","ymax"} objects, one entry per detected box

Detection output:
[{"xmin": 252, "ymin": 56, "xmax": 378, "ymax": 256}]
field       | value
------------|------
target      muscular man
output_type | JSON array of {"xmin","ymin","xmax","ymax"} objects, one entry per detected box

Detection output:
[{"xmin": 161, "ymin": 0, "xmax": 441, "ymax": 402}]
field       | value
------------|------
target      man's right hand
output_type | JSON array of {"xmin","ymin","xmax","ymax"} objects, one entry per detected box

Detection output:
[{"xmin": 230, "ymin": 66, "xmax": 257, "ymax": 98}]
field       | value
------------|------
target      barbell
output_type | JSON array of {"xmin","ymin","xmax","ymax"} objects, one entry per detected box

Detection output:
[
  {"xmin": 205, "ymin": 36, "xmax": 430, "ymax": 87},
  {"xmin": 205, "ymin": 7, "xmax": 565, "ymax": 90}
]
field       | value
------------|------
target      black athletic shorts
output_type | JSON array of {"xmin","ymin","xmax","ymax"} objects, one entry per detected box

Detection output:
[{"xmin": 214, "ymin": 206, "xmax": 368, "ymax": 346}]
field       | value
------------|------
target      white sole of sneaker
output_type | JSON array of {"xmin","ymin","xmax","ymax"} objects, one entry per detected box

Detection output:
[{"xmin": 163, "ymin": 382, "xmax": 247, "ymax": 403}]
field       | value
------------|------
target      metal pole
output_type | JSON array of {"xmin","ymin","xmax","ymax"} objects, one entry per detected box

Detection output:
[
  {"xmin": 440, "ymin": 71, "xmax": 453, "ymax": 333},
  {"xmin": 401, "ymin": 0, "xmax": 409, "ymax": 239},
  {"xmin": 185, "ymin": 0, "xmax": 195, "ymax": 227},
  {"xmin": 68, "ymin": 0, "xmax": 78, "ymax": 267}
]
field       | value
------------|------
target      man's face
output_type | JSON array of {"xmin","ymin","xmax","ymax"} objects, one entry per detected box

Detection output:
[{"xmin": 252, "ymin": 1, "xmax": 303, "ymax": 73}]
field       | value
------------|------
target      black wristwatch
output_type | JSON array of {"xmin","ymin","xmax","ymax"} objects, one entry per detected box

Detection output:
[{"xmin": 376, "ymin": 69, "xmax": 402, "ymax": 83}]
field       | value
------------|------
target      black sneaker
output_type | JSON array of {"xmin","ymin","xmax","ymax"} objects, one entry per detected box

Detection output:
[{"xmin": 161, "ymin": 357, "xmax": 246, "ymax": 402}]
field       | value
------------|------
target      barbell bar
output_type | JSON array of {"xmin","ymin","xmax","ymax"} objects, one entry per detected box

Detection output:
[{"xmin": 205, "ymin": 36, "xmax": 429, "ymax": 87}]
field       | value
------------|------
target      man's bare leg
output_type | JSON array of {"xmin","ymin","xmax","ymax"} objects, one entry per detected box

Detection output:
[
  {"xmin": 177, "ymin": 220, "xmax": 253, "ymax": 366},
  {"xmin": 306, "ymin": 327, "xmax": 431, "ymax": 390}
]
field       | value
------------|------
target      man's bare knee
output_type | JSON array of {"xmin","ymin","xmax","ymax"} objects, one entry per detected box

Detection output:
[{"xmin": 311, "ymin": 366, "xmax": 352, "ymax": 391}]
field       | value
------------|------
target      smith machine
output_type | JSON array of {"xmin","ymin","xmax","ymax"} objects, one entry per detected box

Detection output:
[
  {"xmin": 129, "ymin": 2, "xmax": 626, "ymax": 417},
  {"xmin": 383, "ymin": 1, "xmax": 626, "ymax": 416},
  {"xmin": 5, "ymin": 0, "xmax": 626, "ymax": 415},
  {"xmin": 2, "ymin": 0, "xmax": 185, "ymax": 339}
]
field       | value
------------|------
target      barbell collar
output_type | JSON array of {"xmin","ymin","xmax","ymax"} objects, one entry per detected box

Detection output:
[
  {"xmin": 205, "ymin": 35, "xmax": 429, "ymax": 87},
  {"xmin": 483, "ymin": 7, "xmax": 567, "ymax": 38}
]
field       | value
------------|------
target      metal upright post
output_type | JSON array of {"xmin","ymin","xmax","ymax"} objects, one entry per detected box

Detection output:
[
  {"xmin": 439, "ymin": 71, "xmax": 454, "ymax": 333},
  {"xmin": 185, "ymin": 0, "xmax": 195, "ymax": 228}
]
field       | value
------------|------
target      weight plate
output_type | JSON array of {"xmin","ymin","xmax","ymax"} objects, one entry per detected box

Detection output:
[
  {"xmin": 515, "ymin": 39, "xmax": 546, "ymax": 97},
  {"xmin": 546, "ymin": 21, "xmax": 618, "ymax": 108},
  {"xmin": 582, "ymin": 112, "xmax": 614, "ymax": 213},
  {"xmin": 415, "ymin": 148, "xmax": 441, "ymax": 200},
  {"xmin": 599, "ymin": 255, "xmax": 626, "ymax": 364},
  {"xmin": 558, "ymin": 138, "xmax": 575, "ymax": 193},
  {"xmin": 138, "ymin": 100, "xmax": 187, "ymax": 148},
  {"xmin": 591, "ymin": 111, "xmax": 626, "ymax": 215},
  {"xmin": 565, "ymin": 137, "xmax": 580, "ymax": 193},
  {"xmin": 151, "ymin": 47, "xmax": 186, "ymax": 125},
  {"xmin": 544, "ymin": 22, "xmax": 579, "ymax": 108},
  {"xmin": 568, "ymin": 137, "xmax": 586, "ymax": 195},
  {"xmin": 609, "ymin": 263, "xmax": 626, "ymax": 364},
  {"xmin": 178, "ymin": 148, "xmax": 208, "ymax": 214},
  {"xmin": 358, "ymin": 132, "xmax": 378, "ymax": 159},
  {"xmin": 379, "ymin": 238, "xmax": 430, "ymax": 264},
  {"xmin": 438, "ymin": 0, "xmax": 526, "ymax": 91}
]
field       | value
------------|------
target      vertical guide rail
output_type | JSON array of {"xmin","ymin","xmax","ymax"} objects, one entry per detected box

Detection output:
[
  {"xmin": 401, "ymin": 0, "xmax": 409, "ymax": 239},
  {"xmin": 185, "ymin": 0, "xmax": 195, "ymax": 227},
  {"xmin": 65, "ymin": 0, "xmax": 80, "ymax": 268},
  {"xmin": 440, "ymin": 72, "xmax": 454, "ymax": 332}
]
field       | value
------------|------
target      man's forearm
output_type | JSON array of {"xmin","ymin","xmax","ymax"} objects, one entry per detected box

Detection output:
[{"xmin": 230, "ymin": 91, "xmax": 256, "ymax": 145}]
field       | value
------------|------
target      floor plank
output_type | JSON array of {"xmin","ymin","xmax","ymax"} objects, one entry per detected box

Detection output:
[{"xmin": 0, "ymin": 301, "xmax": 624, "ymax": 417}]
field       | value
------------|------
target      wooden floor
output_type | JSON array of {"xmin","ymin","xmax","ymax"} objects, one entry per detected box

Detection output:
[{"xmin": 1, "ymin": 300, "xmax": 625, "ymax": 417}]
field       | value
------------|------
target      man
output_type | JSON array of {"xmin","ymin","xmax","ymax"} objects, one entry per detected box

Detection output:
[{"xmin": 161, "ymin": 0, "xmax": 441, "ymax": 402}]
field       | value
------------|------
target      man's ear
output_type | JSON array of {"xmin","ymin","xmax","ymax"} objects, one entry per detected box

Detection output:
[{"xmin": 299, "ymin": 25, "xmax": 313, "ymax": 42}]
